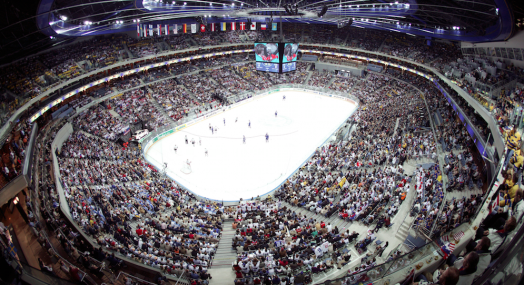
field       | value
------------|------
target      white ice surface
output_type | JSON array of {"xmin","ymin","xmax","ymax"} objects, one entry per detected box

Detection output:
[{"xmin": 145, "ymin": 91, "xmax": 356, "ymax": 201}]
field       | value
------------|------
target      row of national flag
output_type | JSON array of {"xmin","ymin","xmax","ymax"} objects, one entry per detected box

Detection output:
[{"xmin": 137, "ymin": 22, "xmax": 278, "ymax": 37}]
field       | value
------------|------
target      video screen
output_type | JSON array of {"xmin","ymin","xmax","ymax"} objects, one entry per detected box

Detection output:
[
  {"xmin": 283, "ymin": 43, "xmax": 299, "ymax": 63},
  {"xmin": 254, "ymin": 43, "xmax": 279, "ymax": 63},
  {"xmin": 282, "ymin": 62, "xmax": 296, "ymax": 72},
  {"xmin": 256, "ymin": 62, "xmax": 279, "ymax": 73}
]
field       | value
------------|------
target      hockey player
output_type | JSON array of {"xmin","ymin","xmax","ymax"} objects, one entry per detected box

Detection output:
[
  {"xmin": 199, "ymin": 137, "xmax": 201, "ymax": 146},
  {"xmin": 235, "ymin": 117, "xmax": 238, "ymax": 123},
  {"xmin": 191, "ymin": 138, "xmax": 195, "ymax": 147},
  {"xmin": 248, "ymin": 120, "xmax": 251, "ymax": 128},
  {"xmin": 283, "ymin": 95, "xmax": 286, "ymax": 100},
  {"xmin": 275, "ymin": 111, "xmax": 278, "ymax": 117},
  {"xmin": 174, "ymin": 145, "xmax": 178, "ymax": 153},
  {"xmin": 211, "ymin": 127, "xmax": 214, "ymax": 134},
  {"xmin": 185, "ymin": 135, "xmax": 188, "ymax": 144},
  {"xmin": 266, "ymin": 133, "xmax": 269, "ymax": 142},
  {"xmin": 205, "ymin": 148, "xmax": 208, "ymax": 156},
  {"xmin": 223, "ymin": 118, "xmax": 226, "ymax": 126},
  {"xmin": 243, "ymin": 136, "xmax": 246, "ymax": 144}
]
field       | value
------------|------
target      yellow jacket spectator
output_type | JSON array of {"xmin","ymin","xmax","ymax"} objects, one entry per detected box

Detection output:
[
  {"xmin": 510, "ymin": 150, "xmax": 524, "ymax": 168},
  {"xmin": 506, "ymin": 129, "xmax": 521, "ymax": 151}
]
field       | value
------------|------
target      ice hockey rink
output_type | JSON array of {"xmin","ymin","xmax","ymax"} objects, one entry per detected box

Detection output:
[{"xmin": 145, "ymin": 90, "xmax": 357, "ymax": 202}]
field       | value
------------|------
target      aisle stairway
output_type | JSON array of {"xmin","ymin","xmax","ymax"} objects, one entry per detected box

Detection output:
[
  {"xmin": 212, "ymin": 220, "xmax": 238, "ymax": 268},
  {"xmin": 208, "ymin": 220, "xmax": 237, "ymax": 285}
]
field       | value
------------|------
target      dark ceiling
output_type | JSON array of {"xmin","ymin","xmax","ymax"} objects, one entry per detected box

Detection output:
[{"xmin": 0, "ymin": 0, "xmax": 522, "ymax": 65}]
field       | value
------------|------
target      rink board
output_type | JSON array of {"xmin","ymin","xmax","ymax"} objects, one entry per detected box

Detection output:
[{"xmin": 144, "ymin": 90, "xmax": 357, "ymax": 202}]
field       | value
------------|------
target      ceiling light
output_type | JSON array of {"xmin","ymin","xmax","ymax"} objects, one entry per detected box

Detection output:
[{"xmin": 60, "ymin": 15, "xmax": 67, "ymax": 21}]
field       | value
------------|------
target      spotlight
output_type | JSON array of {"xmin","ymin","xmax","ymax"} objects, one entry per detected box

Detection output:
[{"xmin": 60, "ymin": 15, "xmax": 68, "ymax": 21}]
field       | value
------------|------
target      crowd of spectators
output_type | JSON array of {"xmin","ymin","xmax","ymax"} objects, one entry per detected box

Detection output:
[
  {"xmin": 55, "ymin": 128, "xmax": 225, "ymax": 281},
  {"xmin": 237, "ymin": 64, "xmax": 273, "ymax": 90},
  {"xmin": 308, "ymin": 71, "xmax": 333, "ymax": 88},
  {"xmin": 127, "ymin": 38, "xmax": 160, "ymax": 58},
  {"xmin": 109, "ymin": 88, "xmax": 169, "ymax": 130},
  {"xmin": 209, "ymin": 67, "xmax": 254, "ymax": 94},
  {"xmin": 5, "ymin": 25, "xmax": 522, "ymax": 285},
  {"xmin": 149, "ymin": 79, "xmax": 203, "ymax": 122},
  {"xmin": 73, "ymin": 105, "xmax": 128, "ymax": 141}
]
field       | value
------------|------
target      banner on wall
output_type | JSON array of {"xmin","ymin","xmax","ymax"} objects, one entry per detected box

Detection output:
[
  {"xmin": 165, "ymin": 24, "xmax": 169, "ymax": 35},
  {"xmin": 157, "ymin": 24, "xmax": 161, "ymax": 35},
  {"xmin": 200, "ymin": 24, "xmax": 206, "ymax": 32},
  {"xmin": 221, "ymin": 22, "xmax": 226, "ymax": 31},
  {"xmin": 231, "ymin": 22, "xmax": 236, "ymax": 31},
  {"xmin": 149, "ymin": 25, "xmax": 153, "ymax": 36},
  {"xmin": 240, "ymin": 22, "xmax": 246, "ymax": 30},
  {"xmin": 251, "ymin": 22, "xmax": 256, "ymax": 30},
  {"xmin": 191, "ymin": 23, "xmax": 197, "ymax": 33},
  {"xmin": 211, "ymin": 23, "xmax": 216, "ymax": 31},
  {"xmin": 174, "ymin": 24, "xmax": 178, "ymax": 34},
  {"xmin": 183, "ymin": 24, "xmax": 187, "ymax": 33}
]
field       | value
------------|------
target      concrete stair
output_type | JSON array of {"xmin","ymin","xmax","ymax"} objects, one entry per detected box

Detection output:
[
  {"xmin": 146, "ymin": 89, "xmax": 175, "ymax": 123},
  {"xmin": 395, "ymin": 216, "xmax": 413, "ymax": 241},
  {"xmin": 210, "ymin": 221, "xmax": 237, "ymax": 268},
  {"xmin": 304, "ymin": 71, "xmax": 313, "ymax": 85}
]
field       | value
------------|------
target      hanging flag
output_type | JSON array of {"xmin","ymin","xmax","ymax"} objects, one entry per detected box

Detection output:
[
  {"xmin": 221, "ymin": 22, "xmax": 227, "ymax": 31},
  {"xmin": 165, "ymin": 24, "xmax": 169, "ymax": 35},
  {"xmin": 183, "ymin": 24, "xmax": 187, "ymax": 33},
  {"xmin": 137, "ymin": 23, "xmax": 140, "ymax": 37},
  {"xmin": 144, "ymin": 25, "xmax": 148, "ymax": 37},
  {"xmin": 200, "ymin": 24, "xmax": 206, "ymax": 32},
  {"xmin": 191, "ymin": 23, "xmax": 197, "ymax": 33},
  {"xmin": 250, "ymin": 22, "xmax": 256, "ymax": 30},
  {"xmin": 261, "ymin": 24, "xmax": 267, "ymax": 30},
  {"xmin": 231, "ymin": 22, "xmax": 236, "ymax": 31},
  {"xmin": 157, "ymin": 24, "xmax": 161, "ymax": 35},
  {"xmin": 174, "ymin": 24, "xmax": 178, "ymax": 34},
  {"xmin": 149, "ymin": 25, "xmax": 153, "ymax": 36},
  {"xmin": 240, "ymin": 22, "xmax": 246, "ymax": 30},
  {"xmin": 211, "ymin": 23, "xmax": 216, "ymax": 32},
  {"xmin": 272, "ymin": 23, "xmax": 278, "ymax": 31}
]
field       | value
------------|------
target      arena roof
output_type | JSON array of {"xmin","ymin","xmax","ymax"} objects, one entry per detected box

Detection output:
[{"xmin": 0, "ymin": 0, "xmax": 521, "ymax": 64}]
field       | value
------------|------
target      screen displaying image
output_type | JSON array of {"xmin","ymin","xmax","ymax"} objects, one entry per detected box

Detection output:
[
  {"xmin": 282, "ymin": 62, "xmax": 296, "ymax": 72},
  {"xmin": 256, "ymin": 62, "xmax": 279, "ymax": 73},
  {"xmin": 254, "ymin": 43, "xmax": 279, "ymax": 63},
  {"xmin": 283, "ymin": 43, "xmax": 299, "ymax": 63}
]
